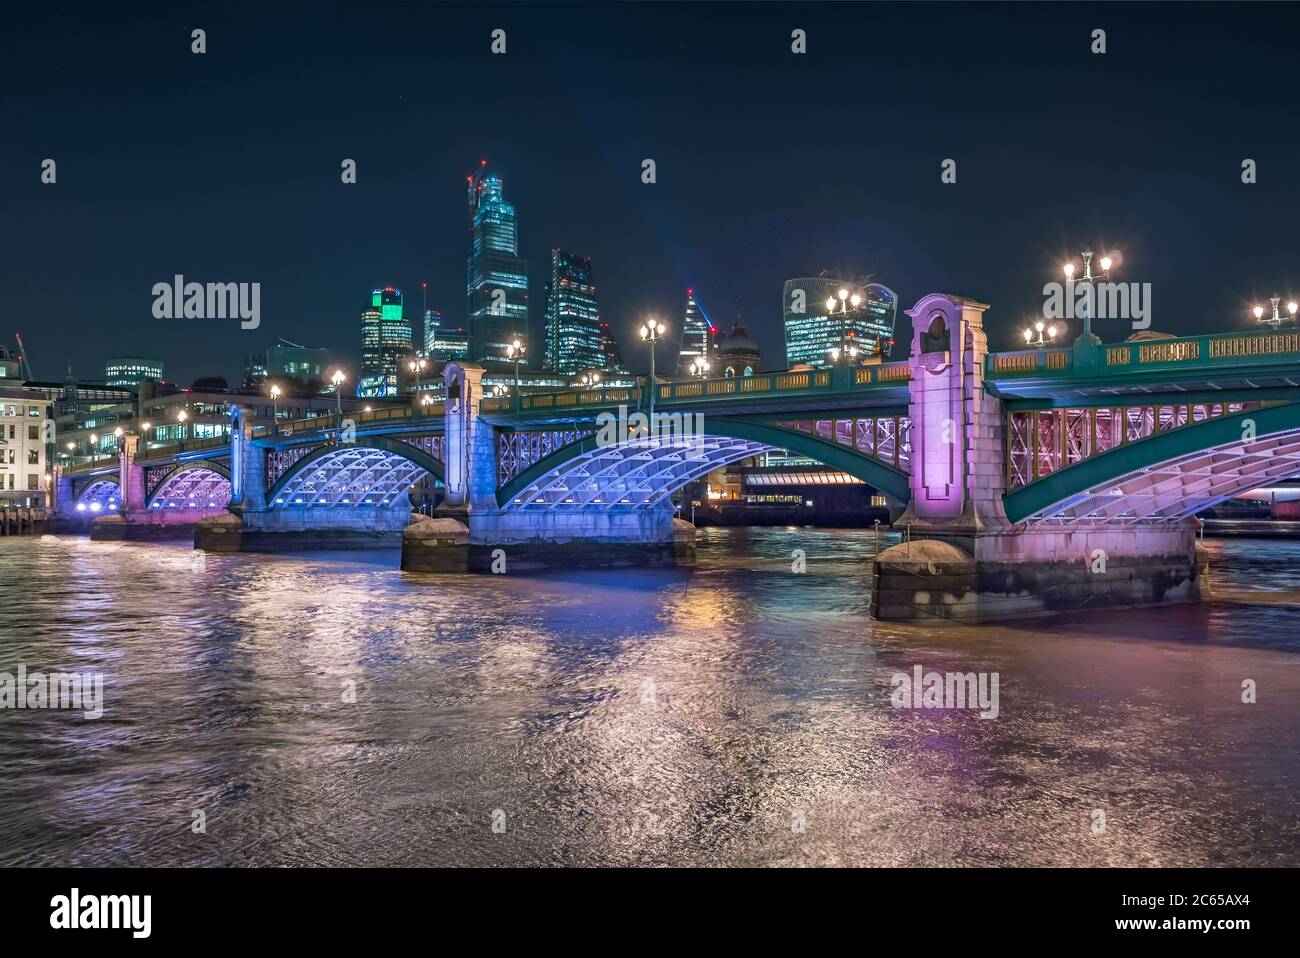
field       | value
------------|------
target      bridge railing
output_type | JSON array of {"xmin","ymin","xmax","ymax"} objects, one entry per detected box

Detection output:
[
  {"xmin": 491, "ymin": 361, "xmax": 911, "ymax": 415},
  {"xmin": 988, "ymin": 348, "xmax": 1072, "ymax": 377},
  {"xmin": 1103, "ymin": 329, "xmax": 1300, "ymax": 368},
  {"xmin": 988, "ymin": 328, "xmax": 1300, "ymax": 381},
  {"xmin": 250, "ymin": 404, "xmax": 445, "ymax": 439},
  {"xmin": 64, "ymin": 435, "xmax": 232, "ymax": 474}
]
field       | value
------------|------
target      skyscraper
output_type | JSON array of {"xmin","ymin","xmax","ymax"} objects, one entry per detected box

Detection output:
[
  {"xmin": 466, "ymin": 162, "xmax": 528, "ymax": 363},
  {"xmin": 544, "ymin": 250, "xmax": 610, "ymax": 374},
  {"xmin": 360, "ymin": 288, "xmax": 413, "ymax": 397},
  {"xmin": 677, "ymin": 289, "xmax": 716, "ymax": 375},
  {"xmin": 423, "ymin": 308, "xmax": 469, "ymax": 364},
  {"xmin": 598, "ymin": 318, "xmax": 625, "ymax": 373},
  {"xmin": 782, "ymin": 278, "xmax": 899, "ymax": 368},
  {"xmin": 422, "ymin": 309, "xmax": 442, "ymax": 356}
]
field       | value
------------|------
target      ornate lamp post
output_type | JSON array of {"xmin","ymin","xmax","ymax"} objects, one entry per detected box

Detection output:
[
  {"xmin": 505, "ymin": 340, "xmax": 524, "ymax": 392},
  {"xmin": 1022, "ymin": 319, "xmax": 1060, "ymax": 349},
  {"xmin": 688, "ymin": 359, "xmax": 710, "ymax": 379},
  {"xmin": 827, "ymin": 343, "xmax": 859, "ymax": 365},
  {"xmin": 639, "ymin": 318, "xmax": 666, "ymax": 421},
  {"xmin": 330, "ymin": 369, "xmax": 346, "ymax": 417},
  {"xmin": 89, "ymin": 433, "xmax": 98, "ymax": 466},
  {"xmin": 408, "ymin": 357, "xmax": 428, "ymax": 394},
  {"xmin": 579, "ymin": 372, "xmax": 602, "ymax": 389},
  {"xmin": 1252, "ymin": 296, "xmax": 1298, "ymax": 329},
  {"xmin": 824, "ymin": 287, "xmax": 864, "ymax": 365},
  {"xmin": 1061, "ymin": 247, "xmax": 1116, "ymax": 342},
  {"xmin": 269, "ymin": 383, "xmax": 281, "ymax": 421}
]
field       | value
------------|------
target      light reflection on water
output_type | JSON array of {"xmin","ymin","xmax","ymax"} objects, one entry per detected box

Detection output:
[{"xmin": 0, "ymin": 529, "xmax": 1298, "ymax": 866}]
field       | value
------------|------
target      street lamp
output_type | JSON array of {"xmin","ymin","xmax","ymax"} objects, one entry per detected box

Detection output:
[
  {"xmin": 505, "ymin": 340, "xmax": 525, "ymax": 391},
  {"xmin": 269, "ymin": 384, "xmax": 281, "ymax": 421},
  {"xmin": 330, "ymin": 369, "xmax": 346, "ymax": 416},
  {"xmin": 490, "ymin": 384, "xmax": 509, "ymax": 399},
  {"xmin": 89, "ymin": 433, "xmax": 98, "ymax": 466},
  {"xmin": 828, "ymin": 343, "xmax": 859, "ymax": 365},
  {"xmin": 579, "ymin": 372, "xmax": 602, "ymax": 389},
  {"xmin": 140, "ymin": 421, "xmax": 151, "ymax": 451},
  {"xmin": 824, "ymin": 286, "xmax": 865, "ymax": 365},
  {"xmin": 420, "ymin": 393, "xmax": 435, "ymax": 411},
  {"xmin": 688, "ymin": 359, "xmax": 710, "ymax": 379},
  {"xmin": 407, "ymin": 357, "xmax": 428, "ymax": 394},
  {"xmin": 113, "ymin": 427, "xmax": 124, "ymax": 453},
  {"xmin": 1061, "ymin": 247, "xmax": 1117, "ymax": 341},
  {"xmin": 1023, "ymin": 319, "xmax": 1060, "ymax": 349},
  {"xmin": 1252, "ymin": 295, "xmax": 1298, "ymax": 329},
  {"xmin": 639, "ymin": 318, "xmax": 667, "ymax": 421}
]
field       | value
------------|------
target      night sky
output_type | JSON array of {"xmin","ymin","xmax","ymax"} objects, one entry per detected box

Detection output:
[{"xmin": 5, "ymin": 1, "xmax": 1299, "ymax": 386}]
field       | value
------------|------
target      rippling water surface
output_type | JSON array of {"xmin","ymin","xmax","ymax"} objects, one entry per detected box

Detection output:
[{"xmin": 1, "ymin": 529, "xmax": 1298, "ymax": 867}]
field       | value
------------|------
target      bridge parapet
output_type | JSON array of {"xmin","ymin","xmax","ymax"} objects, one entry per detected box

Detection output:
[
  {"xmin": 988, "ymin": 327, "xmax": 1300, "ymax": 388},
  {"xmin": 479, "ymin": 361, "xmax": 912, "ymax": 421}
]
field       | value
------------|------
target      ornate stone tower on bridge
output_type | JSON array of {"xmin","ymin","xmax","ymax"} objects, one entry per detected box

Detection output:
[{"xmin": 872, "ymin": 293, "xmax": 1206, "ymax": 623}]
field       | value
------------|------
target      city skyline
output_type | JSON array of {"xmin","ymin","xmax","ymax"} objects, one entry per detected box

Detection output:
[
  {"xmin": 8, "ymin": 4, "xmax": 1300, "ymax": 387},
  {"xmin": 4, "ymin": 0, "xmax": 1299, "ymax": 907}
]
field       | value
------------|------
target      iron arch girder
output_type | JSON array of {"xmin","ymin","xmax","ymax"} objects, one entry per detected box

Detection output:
[
  {"xmin": 265, "ymin": 436, "xmax": 445, "ymax": 506},
  {"xmin": 146, "ymin": 462, "xmax": 233, "ymax": 508},
  {"xmin": 517, "ymin": 438, "xmax": 768, "ymax": 509},
  {"xmin": 72, "ymin": 471, "xmax": 120, "ymax": 499},
  {"xmin": 1004, "ymin": 401, "xmax": 1300, "ymax": 523},
  {"xmin": 275, "ymin": 453, "xmax": 427, "ymax": 509},
  {"xmin": 496, "ymin": 419, "xmax": 912, "ymax": 509},
  {"xmin": 74, "ymin": 479, "xmax": 121, "ymax": 511}
]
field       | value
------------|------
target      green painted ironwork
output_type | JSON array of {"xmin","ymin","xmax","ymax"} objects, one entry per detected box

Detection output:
[
  {"xmin": 264, "ymin": 434, "xmax": 445, "ymax": 504},
  {"xmin": 1003, "ymin": 401, "xmax": 1300, "ymax": 523},
  {"xmin": 495, "ymin": 418, "xmax": 911, "ymax": 508}
]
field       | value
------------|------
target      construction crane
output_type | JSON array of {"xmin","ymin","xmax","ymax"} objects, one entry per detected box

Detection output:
[{"xmin": 13, "ymin": 332, "xmax": 34, "ymax": 380}]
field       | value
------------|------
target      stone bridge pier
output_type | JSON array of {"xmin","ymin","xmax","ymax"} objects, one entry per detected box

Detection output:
[
  {"xmin": 403, "ymin": 362, "xmax": 694, "ymax": 573},
  {"xmin": 197, "ymin": 405, "xmax": 414, "ymax": 552},
  {"xmin": 88, "ymin": 435, "xmax": 221, "ymax": 540},
  {"xmin": 870, "ymin": 293, "xmax": 1207, "ymax": 623}
]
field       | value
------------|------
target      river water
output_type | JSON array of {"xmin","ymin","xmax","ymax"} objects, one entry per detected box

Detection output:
[{"xmin": 1, "ymin": 528, "xmax": 1297, "ymax": 867}]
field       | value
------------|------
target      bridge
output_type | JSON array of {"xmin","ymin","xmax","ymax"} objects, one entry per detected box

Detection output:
[{"xmin": 56, "ymin": 292, "xmax": 1300, "ymax": 622}]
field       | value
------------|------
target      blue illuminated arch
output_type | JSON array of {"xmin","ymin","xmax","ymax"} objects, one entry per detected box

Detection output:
[
  {"xmin": 497, "ymin": 418, "xmax": 911, "ymax": 510},
  {"xmin": 74, "ymin": 478, "xmax": 121, "ymax": 514},
  {"xmin": 267, "ymin": 437, "xmax": 445, "ymax": 509},
  {"xmin": 147, "ymin": 463, "xmax": 233, "ymax": 511}
]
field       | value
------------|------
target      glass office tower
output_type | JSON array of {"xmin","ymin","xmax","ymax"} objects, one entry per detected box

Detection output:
[
  {"xmin": 424, "ymin": 309, "xmax": 470, "ymax": 364},
  {"xmin": 544, "ymin": 250, "xmax": 608, "ymax": 374},
  {"xmin": 466, "ymin": 162, "xmax": 529, "ymax": 363},
  {"xmin": 782, "ymin": 278, "xmax": 898, "ymax": 367},
  {"xmin": 676, "ymin": 289, "xmax": 716, "ymax": 375},
  {"xmin": 360, "ymin": 287, "xmax": 413, "ymax": 397}
]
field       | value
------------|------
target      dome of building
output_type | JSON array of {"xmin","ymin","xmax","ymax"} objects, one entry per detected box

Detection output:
[{"xmin": 716, "ymin": 302, "xmax": 762, "ymax": 377}]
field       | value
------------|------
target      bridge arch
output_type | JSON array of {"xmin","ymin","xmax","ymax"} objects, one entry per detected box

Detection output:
[
  {"xmin": 147, "ymin": 462, "xmax": 232, "ymax": 511},
  {"xmin": 1004, "ymin": 401, "xmax": 1300, "ymax": 523},
  {"xmin": 267, "ymin": 437, "xmax": 445, "ymax": 509},
  {"xmin": 497, "ymin": 418, "xmax": 911, "ymax": 511},
  {"xmin": 74, "ymin": 478, "xmax": 121, "ymax": 514}
]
